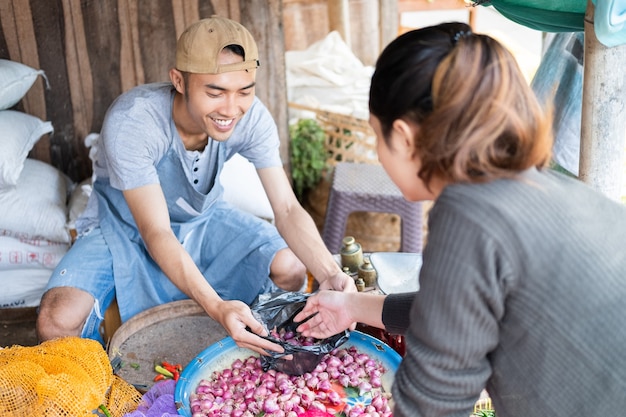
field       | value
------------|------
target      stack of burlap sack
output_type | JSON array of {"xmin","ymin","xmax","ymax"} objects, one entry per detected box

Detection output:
[{"xmin": 0, "ymin": 59, "xmax": 73, "ymax": 309}]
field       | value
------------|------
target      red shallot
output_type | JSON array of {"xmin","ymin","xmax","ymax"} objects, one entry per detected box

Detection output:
[{"xmin": 189, "ymin": 345, "xmax": 393, "ymax": 417}]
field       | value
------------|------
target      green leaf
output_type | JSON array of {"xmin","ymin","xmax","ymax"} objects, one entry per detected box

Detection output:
[{"xmin": 289, "ymin": 118, "xmax": 327, "ymax": 202}]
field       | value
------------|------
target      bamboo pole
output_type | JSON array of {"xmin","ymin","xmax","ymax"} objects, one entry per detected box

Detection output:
[
  {"xmin": 579, "ymin": 0, "xmax": 626, "ymax": 200},
  {"xmin": 379, "ymin": 0, "xmax": 398, "ymax": 51}
]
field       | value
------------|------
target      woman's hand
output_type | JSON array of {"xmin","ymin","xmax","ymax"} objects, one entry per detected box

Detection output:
[
  {"xmin": 293, "ymin": 290, "xmax": 356, "ymax": 339},
  {"xmin": 211, "ymin": 299, "xmax": 284, "ymax": 356}
]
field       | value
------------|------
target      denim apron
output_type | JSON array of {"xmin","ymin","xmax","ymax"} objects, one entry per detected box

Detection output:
[{"xmin": 93, "ymin": 135, "xmax": 276, "ymax": 322}]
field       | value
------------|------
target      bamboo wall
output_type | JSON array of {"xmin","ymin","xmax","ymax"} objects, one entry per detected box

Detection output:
[{"xmin": 0, "ymin": 0, "xmax": 286, "ymax": 183}]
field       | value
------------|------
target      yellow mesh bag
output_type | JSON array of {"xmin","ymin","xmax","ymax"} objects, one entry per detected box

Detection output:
[
  {"xmin": 105, "ymin": 376, "xmax": 145, "ymax": 417},
  {"xmin": 0, "ymin": 361, "xmax": 42, "ymax": 415},
  {"xmin": 0, "ymin": 337, "xmax": 141, "ymax": 417}
]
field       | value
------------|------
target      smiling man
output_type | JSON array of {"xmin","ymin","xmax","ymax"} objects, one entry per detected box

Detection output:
[{"xmin": 37, "ymin": 16, "xmax": 355, "ymax": 354}]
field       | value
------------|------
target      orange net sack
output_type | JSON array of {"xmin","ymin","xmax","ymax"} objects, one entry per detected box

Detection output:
[{"xmin": 0, "ymin": 337, "xmax": 141, "ymax": 417}]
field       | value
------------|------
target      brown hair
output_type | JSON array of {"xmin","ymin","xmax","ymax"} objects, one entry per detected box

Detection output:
[{"xmin": 369, "ymin": 22, "xmax": 553, "ymax": 187}]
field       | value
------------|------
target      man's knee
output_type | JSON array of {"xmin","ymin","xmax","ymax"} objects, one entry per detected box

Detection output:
[
  {"xmin": 270, "ymin": 249, "xmax": 306, "ymax": 291},
  {"xmin": 37, "ymin": 287, "xmax": 94, "ymax": 341}
]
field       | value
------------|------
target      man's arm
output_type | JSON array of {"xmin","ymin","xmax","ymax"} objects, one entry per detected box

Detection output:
[
  {"xmin": 122, "ymin": 184, "xmax": 284, "ymax": 355},
  {"xmin": 257, "ymin": 166, "xmax": 356, "ymax": 292}
]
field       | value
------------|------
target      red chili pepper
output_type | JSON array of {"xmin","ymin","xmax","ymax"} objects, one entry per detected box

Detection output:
[
  {"xmin": 153, "ymin": 374, "xmax": 167, "ymax": 382},
  {"xmin": 175, "ymin": 363, "xmax": 183, "ymax": 372},
  {"xmin": 173, "ymin": 370, "xmax": 180, "ymax": 381},
  {"xmin": 162, "ymin": 362, "xmax": 177, "ymax": 373}
]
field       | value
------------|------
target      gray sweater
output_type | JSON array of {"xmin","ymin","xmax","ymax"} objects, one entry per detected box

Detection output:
[{"xmin": 383, "ymin": 168, "xmax": 626, "ymax": 417}]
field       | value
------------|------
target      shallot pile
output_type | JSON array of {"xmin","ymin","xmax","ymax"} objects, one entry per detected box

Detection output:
[
  {"xmin": 269, "ymin": 327, "xmax": 318, "ymax": 346},
  {"xmin": 190, "ymin": 345, "xmax": 393, "ymax": 417}
]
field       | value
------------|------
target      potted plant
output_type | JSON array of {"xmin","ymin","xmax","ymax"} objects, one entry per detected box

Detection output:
[{"xmin": 289, "ymin": 118, "xmax": 328, "ymax": 203}]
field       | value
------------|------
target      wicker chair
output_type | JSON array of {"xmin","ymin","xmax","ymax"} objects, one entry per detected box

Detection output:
[
  {"xmin": 289, "ymin": 103, "xmax": 423, "ymax": 254},
  {"xmin": 322, "ymin": 162, "xmax": 423, "ymax": 254}
]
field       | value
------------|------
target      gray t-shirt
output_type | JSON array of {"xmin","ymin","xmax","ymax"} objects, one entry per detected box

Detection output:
[
  {"xmin": 390, "ymin": 168, "xmax": 626, "ymax": 417},
  {"xmin": 79, "ymin": 82, "xmax": 281, "ymax": 230}
]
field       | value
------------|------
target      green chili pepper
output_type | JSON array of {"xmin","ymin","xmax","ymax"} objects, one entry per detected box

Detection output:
[
  {"xmin": 98, "ymin": 404, "xmax": 112, "ymax": 417},
  {"xmin": 154, "ymin": 364, "xmax": 174, "ymax": 378}
]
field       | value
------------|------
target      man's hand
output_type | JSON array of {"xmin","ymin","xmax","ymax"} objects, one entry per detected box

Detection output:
[
  {"xmin": 318, "ymin": 270, "xmax": 357, "ymax": 293},
  {"xmin": 212, "ymin": 299, "xmax": 285, "ymax": 356}
]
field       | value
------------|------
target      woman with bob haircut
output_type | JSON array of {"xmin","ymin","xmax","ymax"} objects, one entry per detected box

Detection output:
[{"xmin": 296, "ymin": 22, "xmax": 626, "ymax": 417}]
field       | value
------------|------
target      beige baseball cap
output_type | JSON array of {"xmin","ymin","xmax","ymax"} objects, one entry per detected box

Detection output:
[{"xmin": 175, "ymin": 16, "xmax": 260, "ymax": 74}]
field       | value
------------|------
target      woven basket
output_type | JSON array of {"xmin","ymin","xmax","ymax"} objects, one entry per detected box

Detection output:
[{"xmin": 289, "ymin": 102, "xmax": 378, "ymax": 167}]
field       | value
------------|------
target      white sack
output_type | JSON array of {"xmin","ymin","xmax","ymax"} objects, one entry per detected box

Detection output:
[
  {"xmin": 0, "ymin": 158, "xmax": 71, "ymax": 243},
  {"xmin": 0, "ymin": 110, "xmax": 54, "ymax": 188},
  {"xmin": 286, "ymin": 31, "xmax": 373, "ymax": 119},
  {"xmin": 0, "ymin": 268, "xmax": 52, "ymax": 308},
  {"xmin": 0, "ymin": 59, "xmax": 46, "ymax": 110},
  {"xmin": 0, "ymin": 235, "xmax": 69, "ymax": 270},
  {"xmin": 67, "ymin": 178, "xmax": 92, "ymax": 231}
]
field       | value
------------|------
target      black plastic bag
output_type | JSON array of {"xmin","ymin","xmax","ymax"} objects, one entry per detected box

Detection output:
[{"xmin": 250, "ymin": 290, "xmax": 350, "ymax": 375}]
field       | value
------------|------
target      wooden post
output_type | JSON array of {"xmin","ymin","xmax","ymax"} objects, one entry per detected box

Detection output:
[
  {"xmin": 327, "ymin": 0, "xmax": 351, "ymax": 47},
  {"xmin": 240, "ymin": 0, "xmax": 290, "ymax": 168},
  {"xmin": 379, "ymin": 0, "xmax": 398, "ymax": 51},
  {"xmin": 579, "ymin": 0, "xmax": 626, "ymax": 200}
]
